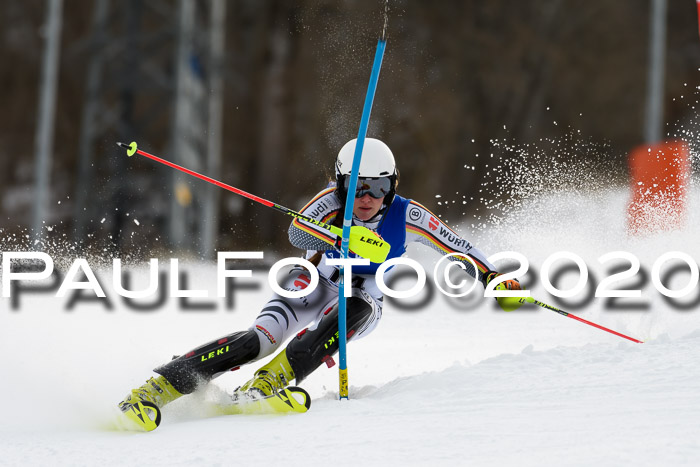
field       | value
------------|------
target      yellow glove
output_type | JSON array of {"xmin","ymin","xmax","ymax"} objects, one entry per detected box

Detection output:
[{"xmin": 485, "ymin": 271, "xmax": 526, "ymax": 312}]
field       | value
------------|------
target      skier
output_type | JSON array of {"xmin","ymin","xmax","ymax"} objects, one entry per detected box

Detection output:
[{"xmin": 119, "ymin": 138, "xmax": 521, "ymax": 426}]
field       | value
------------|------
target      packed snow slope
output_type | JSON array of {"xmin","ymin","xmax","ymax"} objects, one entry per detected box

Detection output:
[{"xmin": 1, "ymin": 182, "xmax": 699, "ymax": 466}]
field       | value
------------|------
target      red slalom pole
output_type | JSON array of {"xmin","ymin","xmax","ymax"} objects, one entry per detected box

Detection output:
[{"xmin": 525, "ymin": 297, "xmax": 644, "ymax": 343}]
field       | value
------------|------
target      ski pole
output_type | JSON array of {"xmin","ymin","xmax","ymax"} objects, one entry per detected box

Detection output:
[
  {"xmin": 116, "ymin": 141, "xmax": 391, "ymax": 263},
  {"xmin": 518, "ymin": 296, "xmax": 644, "ymax": 343}
]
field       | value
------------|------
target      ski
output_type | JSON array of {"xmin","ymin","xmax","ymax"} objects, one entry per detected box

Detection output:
[
  {"xmin": 119, "ymin": 387, "xmax": 310, "ymax": 432},
  {"xmin": 208, "ymin": 386, "xmax": 311, "ymax": 416}
]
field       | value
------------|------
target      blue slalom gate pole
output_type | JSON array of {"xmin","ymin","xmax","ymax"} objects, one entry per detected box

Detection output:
[{"xmin": 338, "ymin": 39, "xmax": 386, "ymax": 400}]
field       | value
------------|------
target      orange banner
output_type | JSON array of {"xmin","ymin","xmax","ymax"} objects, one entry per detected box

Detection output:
[{"xmin": 627, "ymin": 140, "xmax": 690, "ymax": 235}]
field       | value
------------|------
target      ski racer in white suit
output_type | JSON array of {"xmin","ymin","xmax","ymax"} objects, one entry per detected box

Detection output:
[{"xmin": 119, "ymin": 138, "xmax": 521, "ymax": 414}]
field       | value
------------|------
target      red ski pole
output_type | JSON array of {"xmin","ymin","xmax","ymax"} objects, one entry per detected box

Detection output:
[
  {"xmin": 525, "ymin": 297, "xmax": 644, "ymax": 343},
  {"xmin": 116, "ymin": 141, "xmax": 391, "ymax": 262}
]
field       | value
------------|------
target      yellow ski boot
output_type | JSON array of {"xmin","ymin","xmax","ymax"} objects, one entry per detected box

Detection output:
[
  {"xmin": 118, "ymin": 375, "xmax": 182, "ymax": 431},
  {"xmin": 235, "ymin": 350, "xmax": 295, "ymax": 400}
]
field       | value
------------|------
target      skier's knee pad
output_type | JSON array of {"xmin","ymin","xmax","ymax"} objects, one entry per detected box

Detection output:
[
  {"xmin": 286, "ymin": 296, "xmax": 374, "ymax": 383},
  {"xmin": 154, "ymin": 330, "xmax": 260, "ymax": 394}
]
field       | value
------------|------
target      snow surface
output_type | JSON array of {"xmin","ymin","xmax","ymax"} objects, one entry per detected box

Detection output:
[{"xmin": 1, "ymin": 185, "xmax": 700, "ymax": 466}]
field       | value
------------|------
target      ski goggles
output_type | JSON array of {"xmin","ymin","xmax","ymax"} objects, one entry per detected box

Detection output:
[{"xmin": 344, "ymin": 176, "xmax": 392, "ymax": 199}]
